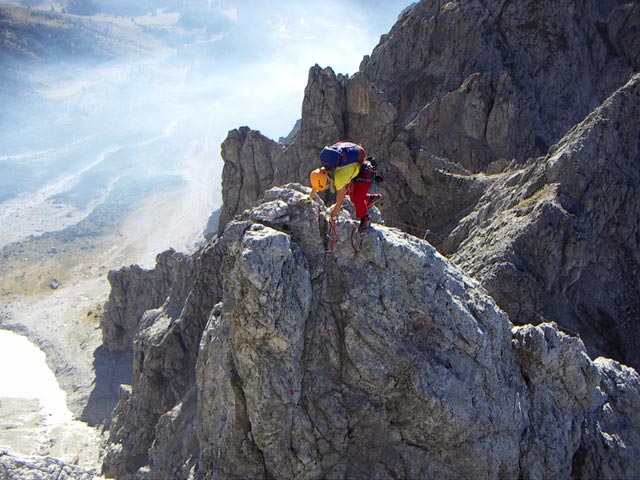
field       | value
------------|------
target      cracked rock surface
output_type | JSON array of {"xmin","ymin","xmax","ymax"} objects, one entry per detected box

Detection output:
[{"xmin": 101, "ymin": 184, "xmax": 640, "ymax": 479}]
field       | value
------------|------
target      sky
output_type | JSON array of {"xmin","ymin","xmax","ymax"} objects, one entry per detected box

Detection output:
[{"xmin": 158, "ymin": 0, "xmax": 416, "ymax": 138}]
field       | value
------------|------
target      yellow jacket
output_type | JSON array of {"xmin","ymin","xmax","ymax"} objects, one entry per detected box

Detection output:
[{"xmin": 333, "ymin": 163, "xmax": 360, "ymax": 191}]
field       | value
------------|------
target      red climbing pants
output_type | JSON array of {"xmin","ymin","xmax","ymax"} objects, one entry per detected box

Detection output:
[{"xmin": 349, "ymin": 180, "xmax": 372, "ymax": 219}]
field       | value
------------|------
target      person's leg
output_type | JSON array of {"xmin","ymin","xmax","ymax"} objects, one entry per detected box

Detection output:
[
  {"xmin": 349, "ymin": 181, "xmax": 370, "ymax": 219},
  {"xmin": 349, "ymin": 181, "xmax": 373, "ymax": 231}
]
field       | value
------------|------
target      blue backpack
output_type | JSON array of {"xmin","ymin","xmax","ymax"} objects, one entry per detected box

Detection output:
[{"xmin": 320, "ymin": 141, "xmax": 365, "ymax": 171}]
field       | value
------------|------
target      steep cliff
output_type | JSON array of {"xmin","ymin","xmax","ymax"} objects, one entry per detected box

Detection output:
[
  {"xmin": 102, "ymin": 243, "xmax": 223, "ymax": 478},
  {"xmin": 100, "ymin": 184, "xmax": 640, "ymax": 479},
  {"xmin": 100, "ymin": 249, "xmax": 196, "ymax": 352},
  {"xmin": 361, "ymin": 0, "xmax": 639, "ymax": 168},
  {"xmin": 446, "ymin": 73, "xmax": 640, "ymax": 368}
]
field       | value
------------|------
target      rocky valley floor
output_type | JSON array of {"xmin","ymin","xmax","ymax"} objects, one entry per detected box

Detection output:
[{"xmin": 0, "ymin": 182, "xmax": 210, "ymax": 477}]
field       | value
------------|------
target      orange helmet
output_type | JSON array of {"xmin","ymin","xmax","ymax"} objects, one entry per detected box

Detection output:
[{"xmin": 310, "ymin": 168, "xmax": 330, "ymax": 191}]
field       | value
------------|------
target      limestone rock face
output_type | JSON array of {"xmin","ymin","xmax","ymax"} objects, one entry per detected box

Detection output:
[
  {"xmin": 102, "ymin": 241, "xmax": 224, "ymax": 478},
  {"xmin": 362, "ymin": 0, "xmax": 638, "ymax": 168},
  {"xmin": 512, "ymin": 323, "xmax": 601, "ymax": 478},
  {"xmin": 100, "ymin": 184, "xmax": 640, "ymax": 479},
  {"xmin": 218, "ymin": 127, "xmax": 284, "ymax": 233},
  {"xmin": 448, "ymin": 73, "xmax": 640, "ymax": 369},
  {"xmin": 574, "ymin": 358, "xmax": 640, "ymax": 479},
  {"xmin": 198, "ymin": 185, "xmax": 526, "ymax": 479},
  {"xmin": 365, "ymin": 0, "xmax": 639, "ymax": 237},
  {"xmin": 100, "ymin": 249, "xmax": 195, "ymax": 351}
]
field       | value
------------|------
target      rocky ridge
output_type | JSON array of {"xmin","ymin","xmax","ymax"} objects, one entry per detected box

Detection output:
[
  {"xmin": 98, "ymin": 184, "xmax": 640, "ymax": 479},
  {"xmin": 447, "ymin": 73, "xmax": 640, "ymax": 367}
]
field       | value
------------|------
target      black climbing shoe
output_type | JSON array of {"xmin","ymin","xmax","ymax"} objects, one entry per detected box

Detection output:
[{"xmin": 358, "ymin": 215, "xmax": 371, "ymax": 232}]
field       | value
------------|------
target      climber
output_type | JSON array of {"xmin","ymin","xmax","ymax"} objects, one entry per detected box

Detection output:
[{"xmin": 309, "ymin": 141, "xmax": 382, "ymax": 232}]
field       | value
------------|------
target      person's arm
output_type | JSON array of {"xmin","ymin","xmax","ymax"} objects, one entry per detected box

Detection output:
[
  {"xmin": 330, "ymin": 186, "xmax": 347, "ymax": 220},
  {"xmin": 309, "ymin": 188, "xmax": 321, "ymax": 203}
]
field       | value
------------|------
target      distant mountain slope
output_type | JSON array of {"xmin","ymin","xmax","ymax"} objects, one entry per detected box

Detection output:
[{"xmin": 0, "ymin": 5, "xmax": 162, "ymax": 63}]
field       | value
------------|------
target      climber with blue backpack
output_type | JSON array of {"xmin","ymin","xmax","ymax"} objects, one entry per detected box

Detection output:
[{"xmin": 309, "ymin": 141, "xmax": 383, "ymax": 232}]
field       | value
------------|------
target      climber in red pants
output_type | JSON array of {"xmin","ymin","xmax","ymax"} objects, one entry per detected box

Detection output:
[
  {"xmin": 310, "ymin": 149, "xmax": 382, "ymax": 232},
  {"xmin": 345, "ymin": 159, "xmax": 382, "ymax": 231}
]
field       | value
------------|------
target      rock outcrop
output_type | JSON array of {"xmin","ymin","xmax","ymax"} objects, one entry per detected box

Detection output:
[
  {"xmin": 218, "ymin": 128, "xmax": 285, "ymax": 232},
  {"xmin": 0, "ymin": 449, "xmax": 98, "ymax": 480},
  {"xmin": 447, "ymin": 73, "xmax": 640, "ymax": 368},
  {"xmin": 100, "ymin": 249, "xmax": 196, "ymax": 351},
  {"xmin": 100, "ymin": 184, "xmax": 640, "ymax": 479}
]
